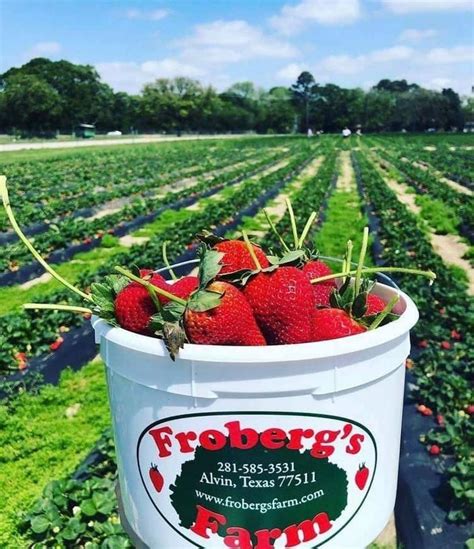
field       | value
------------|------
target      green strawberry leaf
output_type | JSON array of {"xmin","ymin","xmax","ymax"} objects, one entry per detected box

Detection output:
[
  {"xmin": 277, "ymin": 249, "xmax": 306, "ymax": 266},
  {"xmin": 196, "ymin": 230, "xmax": 226, "ymax": 247},
  {"xmin": 197, "ymin": 246, "xmax": 224, "ymax": 288},
  {"xmin": 352, "ymin": 291, "xmax": 368, "ymax": 318},
  {"xmin": 105, "ymin": 274, "xmax": 129, "ymax": 295},
  {"xmin": 162, "ymin": 301, "xmax": 187, "ymax": 322},
  {"xmin": 187, "ymin": 289, "xmax": 222, "ymax": 312}
]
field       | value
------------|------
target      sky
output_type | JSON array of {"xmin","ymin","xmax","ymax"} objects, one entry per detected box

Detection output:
[{"xmin": 0, "ymin": 0, "xmax": 473, "ymax": 96}]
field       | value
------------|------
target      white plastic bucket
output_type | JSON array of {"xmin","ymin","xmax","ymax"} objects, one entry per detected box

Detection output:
[{"xmin": 93, "ymin": 281, "xmax": 418, "ymax": 549}]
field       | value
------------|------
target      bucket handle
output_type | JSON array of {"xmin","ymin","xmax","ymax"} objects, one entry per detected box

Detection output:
[{"xmin": 155, "ymin": 257, "xmax": 400, "ymax": 289}]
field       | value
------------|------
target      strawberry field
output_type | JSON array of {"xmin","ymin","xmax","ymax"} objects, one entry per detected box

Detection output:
[{"xmin": 0, "ymin": 134, "xmax": 472, "ymax": 548}]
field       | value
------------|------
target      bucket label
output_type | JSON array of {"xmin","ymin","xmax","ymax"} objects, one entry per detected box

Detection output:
[{"xmin": 137, "ymin": 412, "xmax": 377, "ymax": 548}]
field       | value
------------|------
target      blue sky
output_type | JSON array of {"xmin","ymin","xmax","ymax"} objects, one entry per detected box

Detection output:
[{"xmin": 1, "ymin": 0, "xmax": 473, "ymax": 95}]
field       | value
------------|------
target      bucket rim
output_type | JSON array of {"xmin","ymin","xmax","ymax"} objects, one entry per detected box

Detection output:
[{"xmin": 92, "ymin": 281, "xmax": 419, "ymax": 364}]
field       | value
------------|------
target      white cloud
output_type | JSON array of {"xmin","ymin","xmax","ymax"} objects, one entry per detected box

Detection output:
[
  {"xmin": 27, "ymin": 41, "xmax": 62, "ymax": 58},
  {"xmin": 319, "ymin": 46, "xmax": 413, "ymax": 75},
  {"xmin": 125, "ymin": 8, "xmax": 169, "ymax": 21},
  {"xmin": 421, "ymin": 45, "xmax": 473, "ymax": 64},
  {"xmin": 382, "ymin": 0, "xmax": 472, "ymax": 13},
  {"xmin": 270, "ymin": 0, "xmax": 360, "ymax": 35},
  {"xmin": 179, "ymin": 20, "xmax": 298, "ymax": 64},
  {"xmin": 398, "ymin": 28, "xmax": 437, "ymax": 43},
  {"xmin": 96, "ymin": 59, "xmax": 204, "ymax": 93},
  {"xmin": 277, "ymin": 63, "xmax": 308, "ymax": 81}
]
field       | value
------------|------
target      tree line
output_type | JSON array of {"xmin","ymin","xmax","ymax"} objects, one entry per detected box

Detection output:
[{"xmin": 0, "ymin": 58, "xmax": 470, "ymax": 136}]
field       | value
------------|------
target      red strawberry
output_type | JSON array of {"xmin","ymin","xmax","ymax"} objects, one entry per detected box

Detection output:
[
  {"xmin": 213, "ymin": 240, "xmax": 270, "ymax": 276},
  {"xmin": 440, "ymin": 341, "xmax": 451, "ymax": 350},
  {"xmin": 302, "ymin": 260, "xmax": 336, "ymax": 307},
  {"xmin": 50, "ymin": 337, "xmax": 64, "ymax": 351},
  {"xmin": 243, "ymin": 267, "xmax": 315, "ymax": 344},
  {"xmin": 185, "ymin": 281, "xmax": 266, "ymax": 346},
  {"xmin": 355, "ymin": 464, "xmax": 369, "ymax": 490},
  {"xmin": 451, "ymin": 329, "xmax": 461, "ymax": 340},
  {"xmin": 365, "ymin": 294, "xmax": 386, "ymax": 316},
  {"xmin": 312, "ymin": 308, "xmax": 366, "ymax": 341},
  {"xmin": 149, "ymin": 464, "xmax": 164, "ymax": 492},
  {"xmin": 115, "ymin": 283, "xmax": 157, "ymax": 335},
  {"xmin": 161, "ymin": 276, "xmax": 198, "ymax": 304},
  {"xmin": 429, "ymin": 445, "xmax": 440, "ymax": 456}
]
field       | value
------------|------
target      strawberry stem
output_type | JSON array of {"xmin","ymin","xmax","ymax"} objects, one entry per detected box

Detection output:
[
  {"xmin": 310, "ymin": 266, "xmax": 436, "ymax": 284},
  {"xmin": 368, "ymin": 294, "xmax": 400, "ymax": 330},
  {"xmin": 342, "ymin": 240, "xmax": 353, "ymax": 283},
  {"xmin": 114, "ymin": 266, "xmax": 187, "ymax": 305},
  {"xmin": 24, "ymin": 303, "xmax": 92, "ymax": 314},
  {"xmin": 1, "ymin": 176, "xmax": 91, "ymax": 302},
  {"xmin": 354, "ymin": 227, "xmax": 369, "ymax": 296},
  {"xmin": 162, "ymin": 241, "xmax": 178, "ymax": 280},
  {"xmin": 241, "ymin": 230, "xmax": 262, "ymax": 270},
  {"xmin": 297, "ymin": 211, "xmax": 317, "ymax": 249},
  {"xmin": 285, "ymin": 198, "xmax": 299, "ymax": 249},
  {"xmin": 263, "ymin": 208, "xmax": 290, "ymax": 253}
]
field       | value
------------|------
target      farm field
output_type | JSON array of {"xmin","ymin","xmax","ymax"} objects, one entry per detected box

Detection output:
[{"xmin": 0, "ymin": 133, "xmax": 473, "ymax": 547}]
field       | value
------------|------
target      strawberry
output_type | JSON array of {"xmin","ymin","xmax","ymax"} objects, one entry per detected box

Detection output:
[
  {"xmin": 115, "ymin": 283, "xmax": 157, "ymax": 335},
  {"xmin": 355, "ymin": 464, "xmax": 369, "ymax": 490},
  {"xmin": 161, "ymin": 276, "xmax": 198, "ymax": 304},
  {"xmin": 185, "ymin": 281, "xmax": 266, "ymax": 346},
  {"xmin": 365, "ymin": 294, "xmax": 386, "ymax": 316},
  {"xmin": 149, "ymin": 464, "xmax": 164, "ymax": 492},
  {"xmin": 213, "ymin": 240, "xmax": 270, "ymax": 276},
  {"xmin": 312, "ymin": 308, "xmax": 366, "ymax": 341},
  {"xmin": 50, "ymin": 336, "xmax": 64, "ymax": 351},
  {"xmin": 440, "ymin": 341, "xmax": 451, "ymax": 350},
  {"xmin": 243, "ymin": 267, "xmax": 315, "ymax": 344},
  {"xmin": 302, "ymin": 260, "xmax": 336, "ymax": 307},
  {"xmin": 429, "ymin": 444, "xmax": 440, "ymax": 456}
]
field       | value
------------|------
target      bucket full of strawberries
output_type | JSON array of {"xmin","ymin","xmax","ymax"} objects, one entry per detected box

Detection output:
[{"xmin": 2, "ymin": 177, "xmax": 434, "ymax": 548}]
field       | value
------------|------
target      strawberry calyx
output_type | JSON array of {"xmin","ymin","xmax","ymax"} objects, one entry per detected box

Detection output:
[{"xmin": 149, "ymin": 246, "xmax": 227, "ymax": 359}]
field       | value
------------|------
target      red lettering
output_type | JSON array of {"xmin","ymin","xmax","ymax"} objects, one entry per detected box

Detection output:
[
  {"xmin": 225, "ymin": 421, "xmax": 259, "ymax": 450},
  {"xmin": 200, "ymin": 429, "xmax": 227, "ymax": 451},
  {"xmin": 255, "ymin": 528, "xmax": 282, "ymax": 549},
  {"xmin": 224, "ymin": 527, "xmax": 252, "ymax": 548},
  {"xmin": 148, "ymin": 427, "xmax": 173, "ymax": 458},
  {"xmin": 310, "ymin": 430, "xmax": 340, "ymax": 458},
  {"xmin": 341, "ymin": 423, "xmax": 353, "ymax": 439},
  {"xmin": 286, "ymin": 428, "xmax": 314, "ymax": 450},
  {"xmin": 260, "ymin": 428, "xmax": 286, "ymax": 449},
  {"xmin": 346, "ymin": 433, "xmax": 365, "ymax": 454},
  {"xmin": 175, "ymin": 431, "xmax": 197, "ymax": 453},
  {"xmin": 284, "ymin": 512, "xmax": 332, "ymax": 547},
  {"xmin": 191, "ymin": 505, "xmax": 226, "ymax": 538}
]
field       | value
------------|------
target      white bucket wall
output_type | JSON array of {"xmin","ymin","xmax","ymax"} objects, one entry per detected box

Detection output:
[{"xmin": 93, "ymin": 282, "xmax": 418, "ymax": 549}]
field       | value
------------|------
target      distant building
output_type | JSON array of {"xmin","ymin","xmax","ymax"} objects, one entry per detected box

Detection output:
[{"xmin": 74, "ymin": 123, "xmax": 96, "ymax": 138}]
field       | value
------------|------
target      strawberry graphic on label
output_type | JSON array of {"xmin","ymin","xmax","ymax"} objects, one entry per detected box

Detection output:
[
  {"xmin": 149, "ymin": 464, "xmax": 164, "ymax": 493},
  {"xmin": 355, "ymin": 463, "xmax": 369, "ymax": 490}
]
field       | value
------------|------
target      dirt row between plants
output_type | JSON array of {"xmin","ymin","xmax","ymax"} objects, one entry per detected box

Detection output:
[
  {"xmin": 400, "ymin": 157, "xmax": 472, "ymax": 197},
  {"xmin": 337, "ymin": 150, "xmax": 355, "ymax": 191},
  {"xmin": 84, "ymin": 156, "xmax": 265, "ymax": 222},
  {"xmin": 248, "ymin": 154, "xmax": 325, "ymax": 239},
  {"xmin": 370, "ymin": 154, "xmax": 474, "ymax": 295}
]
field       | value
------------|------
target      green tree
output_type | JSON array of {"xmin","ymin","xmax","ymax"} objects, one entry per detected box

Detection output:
[
  {"xmin": 256, "ymin": 87, "xmax": 295, "ymax": 133},
  {"xmin": 1, "ymin": 58, "xmax": 115, "ymax": 131},
  {"xmin": 291, "ymin": 71, "xmax": 316, "ymax": 131},
  {"xmin": 0, "ymin": 73, "xmax": 62, "ymax": 134}
]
